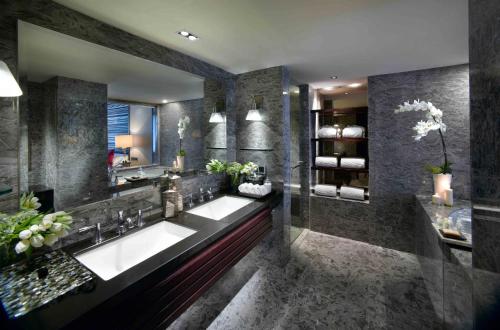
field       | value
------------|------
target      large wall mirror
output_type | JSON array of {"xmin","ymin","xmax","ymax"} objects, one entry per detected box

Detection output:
[{"xmin": 17, "ymin": 21, "xmax": 227, "ymax": 210}]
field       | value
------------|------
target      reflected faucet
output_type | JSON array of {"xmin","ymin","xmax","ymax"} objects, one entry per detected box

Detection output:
[{"xmin": 117, "ymin": 210, "xmax": 126, "ymax": 235}]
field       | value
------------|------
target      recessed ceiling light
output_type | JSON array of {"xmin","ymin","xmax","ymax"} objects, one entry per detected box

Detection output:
[
  {"xmin": 283, "ymin": 91, "xmax": 289, "ymax": 95},
  {"xmin": 162, "ymin": 99, "xmax": 168, "ymax": 103},
  {"xmin": 329, "ymin": 76, "xmax": 338, "ymax": 80},
  {"xmin": 345, "ymin": 92, "xmax": 349, "ymax": 95},
  {"xmin": 348, "ymin": 83, "xmax": 362, "ymax": 88},
  {"xmin": 177, "ymin": 31, "xmax": 199, "ymax": 41},
  {"xmin": 323, "ymin": 87, "xmax": 334, "ymax": 91}
]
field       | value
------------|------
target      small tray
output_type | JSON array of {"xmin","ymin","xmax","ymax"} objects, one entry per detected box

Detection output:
[
  {"xmin": 125, "ymin": 176, "xmax": 147, "ymax": 182},
  {"xmin": 438, "ymin": 228, "xmax": 467, "ymax": 241},
  {"xmin": 239, "ymin": 191, "xmax": 272, "ymax": 199}
]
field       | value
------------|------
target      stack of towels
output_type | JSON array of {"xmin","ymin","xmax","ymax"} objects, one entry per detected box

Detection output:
[
  {"xmin": 318, "ymin": 126, "xmax": 338, "ymax": 138},
  {"xmin": 238, "ymin": 182, "xmax": 272, "ymax": 197},
  {"xmin": 314, "ymin": 184, "xmax": 366, "ymax": 201},
  {"xmin": 342, "ymin": 125, "xmax": 365, "ymax": 138},
  {"xmin": 315, "ymin": 156, "xmax": 338, "ymax": 168},
  {"xmin": 314, "ymin": 184, "xmax": 338, "ymax": 197},
  {"xmin": 340, "ymin": 157, "xmax": 365, "ymax": 169},
  {"xmin": 339, "ymin": 186, "xmax": 365, "ymax": 201}
]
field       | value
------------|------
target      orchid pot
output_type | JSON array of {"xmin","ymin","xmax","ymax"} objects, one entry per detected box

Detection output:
[{"xmin": 433, "ymin": 173, "xmax": 452, "ymax": 198}]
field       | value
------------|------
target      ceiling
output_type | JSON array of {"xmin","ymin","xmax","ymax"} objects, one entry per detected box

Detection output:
[
  {"xmin": 18, "ymin": 21, "xmax": 204, "ymax": 104},
  {"xmin": 54, "ymin": 0, "xmax": 468, "ymax": 88}
]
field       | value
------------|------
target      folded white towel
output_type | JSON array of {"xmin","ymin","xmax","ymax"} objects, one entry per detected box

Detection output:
[
  {"xmin": 340, "ymin": 157, "xmax": 365, "ymax": 169},
  {"xmin": 314, "ymin": 184, "xmax": 338, "ymax": 197},
  {"xmin": 342, "ymin": 125, "xmax": 365, "ymax": 138},
  {"xmin": 318, "ymin": 126, "xmax": 338, "ymax": 138},
  {"xmin": 315, "ymin": 156, "xmax": 338, "ymax": 168},
  {"xmin": 340, "ymin": 186, "xmax": 365, "ymax": 201}
]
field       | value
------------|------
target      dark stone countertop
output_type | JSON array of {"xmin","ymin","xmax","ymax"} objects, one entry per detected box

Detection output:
[
  {"xmin": 416, "ymin": 195, "xmax": 472, "ymax": 249},
  {"xmin": 1, "ymin": 191, "xmax": 282, "ymax": 329}
]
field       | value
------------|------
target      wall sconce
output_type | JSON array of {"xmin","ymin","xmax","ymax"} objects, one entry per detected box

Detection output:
[
  {"xmin": 209, "ymin": 105, "xmax": 225, "ymax": 123},
  {"xmin": 0, "ymin": 60, "xmax": 23, "ymax": 194},
  {"xmin": 246, "ymin": 95, "xmax": 263, "ymax": 121},
  {"xmin": 0, "ymin": 60, "xmax": 22, "ymax": 97}
]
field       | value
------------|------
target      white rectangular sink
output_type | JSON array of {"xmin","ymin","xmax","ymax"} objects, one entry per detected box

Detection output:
[
  {"xmin": 75, "ymin": 221, "xmax": 196, "ymax": 281},
  {"xmin": 186, "ymin": 196, "xmax": 253, "ymax": 221}
]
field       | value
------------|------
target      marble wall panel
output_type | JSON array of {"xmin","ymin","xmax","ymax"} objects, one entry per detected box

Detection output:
[{"xmin": 159, "ymin": 99, "xmax": 204, "ymax": 171}]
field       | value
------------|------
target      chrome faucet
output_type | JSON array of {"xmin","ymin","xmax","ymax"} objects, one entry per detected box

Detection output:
[
  {"xmin": 78, "ymin": 222, "xmax": 103, "ymax": 244},
  {"xmin": 137, "ymin": 206, "xmax": 153, "ymax": 228},
  {"xmin": 199, "ymin": 187, "xmax": 205, "ymax": 203},
  {"xmin": 117, "ymin": 210, "xmax": 126, "ymax": 235},
  {"xmin": 207, "ymin": 187, "xmax": 214, "ymax": 200}
]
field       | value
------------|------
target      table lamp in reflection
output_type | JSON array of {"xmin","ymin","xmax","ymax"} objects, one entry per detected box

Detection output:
[{"xmin": 115, "ymin": 134, "xmax": 134, "ymax": 166}]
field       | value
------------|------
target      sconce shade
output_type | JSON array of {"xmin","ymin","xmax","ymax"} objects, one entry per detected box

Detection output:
[
  {"xmin": 0, "ymin": 60, "xmax": 22, "ymax": 97},
  {"xmin": 246, "ymin": 109, "xmax": 262, "ymax": 121},
  {"xmin": 209, "ymin": 112, "xmax": 225, "ymax": 123},
  {"xmin": 115, "ymin": 134, "xmax": 134, "ymax": 148}
]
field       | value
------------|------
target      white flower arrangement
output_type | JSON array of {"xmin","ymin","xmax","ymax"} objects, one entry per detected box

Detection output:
[
  {"xmin": 395, "ymin": 100, "xmax": 451, "ymax": 174},
  {"xmin": 0, "ymin": 193, "xmax": 73, "ymax": 264},
  {"xmin": 177, "ymin": 116, "xmax": 191, "ymax": 140}
]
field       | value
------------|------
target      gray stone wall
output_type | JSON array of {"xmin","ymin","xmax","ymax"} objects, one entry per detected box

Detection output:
[
  {"xmin": 159, "ymin": 99, "xmax": 204, "ymax": 171},
  {"xmin": 310, "ymin": 64, "xmax": 470, "ymax": 253},
  {"xmin": 0, "ymin": 13, "xmax": 19, "ymax": 212},
  {"xmin": 235, "ymin": 67, "xmax": 287, "ymax": 182},
  {"xmin": 48, "ymin": 77, "xmax": 109, "ymax": 209},
  {"xmin": 469, "ymin": 0, "xmax": 500, "ymax": 326},
  {"xmin": 203, "ymin": 79, "xmax": 227, "ymax": 162}
]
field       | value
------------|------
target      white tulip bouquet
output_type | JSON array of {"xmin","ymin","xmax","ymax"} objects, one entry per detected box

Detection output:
[
  {"xmin": 395, "ymin": 100, "xmax": 451, "ymax": 174},
  {"xmin": 0, "ymin": 192, "xmax": 72, "ymax": 265}
]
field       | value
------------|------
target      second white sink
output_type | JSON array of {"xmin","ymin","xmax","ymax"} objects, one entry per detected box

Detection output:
[
  {"xmin": 186, "ymin": 195, "xmax": 253, "ymax": 220},
  {"xmin": 75, "ymin": 221, "xmax": 197, "ymax": 281}
]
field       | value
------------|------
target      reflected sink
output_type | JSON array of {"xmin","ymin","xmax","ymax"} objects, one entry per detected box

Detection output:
[
  {"xmin": 75, "ymin": 221, "xmax": 197, "ymax": 281},
  {"xmin": 186, "ymin": 195, "xmax": 253, "ymax": 221}
]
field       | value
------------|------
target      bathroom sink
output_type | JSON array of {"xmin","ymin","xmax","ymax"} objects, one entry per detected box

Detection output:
[
  {"xmin": 75, "ymin": 221, "xmax": 197, "ymax": 281},
  {"xmin": 186, "ymin": 195, "xmax": 253, "ymax": 220}
]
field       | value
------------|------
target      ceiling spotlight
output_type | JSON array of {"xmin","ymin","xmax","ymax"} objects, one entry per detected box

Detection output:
[
  {"xmin": 283, "ymin": 91, "xmax": 288, "ymax": 95},
  {"xmin": 329, "ymin": 76, "xmax": 338, "ymax": 80},
  {"xmin": 323, "ymin": 87, "xmax": 334, "ymax": 91},
  {"xmin": 348, "ymin": 83, "xmax": 362, "ymax": 88},
  {"xmin": 177, "ymin": 31, "xmax": 199, "ymax": 41},
  {"xmin": 345, "ymin": 92, "xmax": 349, "ymax": 95},
  {"xmin": 162, "ymin": 99, "xmax": 168, "ymax": 104}
]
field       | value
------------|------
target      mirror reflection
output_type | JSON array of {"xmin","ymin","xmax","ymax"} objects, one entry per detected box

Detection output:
[{"xmin": 17, "ymin": 21, "xmax": 225, "ymax": 210}]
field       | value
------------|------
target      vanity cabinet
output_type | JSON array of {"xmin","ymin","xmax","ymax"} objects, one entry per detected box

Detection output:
[{"xmin": 67, "ymin": 208, "xmax": 272, "ymax": 330}]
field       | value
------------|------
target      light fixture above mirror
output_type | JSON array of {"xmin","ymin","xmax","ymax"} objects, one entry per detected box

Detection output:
[
  {"xmin": 246, "ymin": 95, "xmax": 263, "ymax": 121},
  {"xmin": 0, "ymin": 60, "xmax": 22, "ymax": 97}
]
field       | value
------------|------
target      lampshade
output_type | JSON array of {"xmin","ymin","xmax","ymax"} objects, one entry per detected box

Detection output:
[
  {"xmin": 0, "ymin": 60, "xmax": 22, "ymax": 97},
  {"xmin": 246, "ymin": 109, "xmax": 262, "ymax": 121},
  {"xmin": 209, "ymin": 112, "xmax": 225, "ymax": 123},
  {"xmin": 115, "ymin": 134, "xmax": 134, "ymax": 148}
]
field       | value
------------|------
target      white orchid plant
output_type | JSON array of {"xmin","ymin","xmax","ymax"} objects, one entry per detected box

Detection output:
[
  {"xmin": 177, "ymin": 116, "xmax": 191, "ymax": 157},
  {"xmin": 0, "ymin": 192, "xmax": 72, "ymax": 265},
  {"xmin": 395, "ymin": 100, "xmax": 451, "ymax": 174}
]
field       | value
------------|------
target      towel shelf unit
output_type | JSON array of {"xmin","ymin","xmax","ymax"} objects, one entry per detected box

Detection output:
[{"xmin": 311, "ymin": 106, "xmax": 369, "ymax": 201}]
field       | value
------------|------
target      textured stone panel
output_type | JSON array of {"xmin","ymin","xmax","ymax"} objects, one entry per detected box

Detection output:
[{"xmin": 159, "ymin": 99, "xmax": 204, "ymax": 171}]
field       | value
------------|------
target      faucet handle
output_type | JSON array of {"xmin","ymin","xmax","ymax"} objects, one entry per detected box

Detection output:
[{"xmin": 78, "ymin": 222, "xmax": 102, "ymax": 244}]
